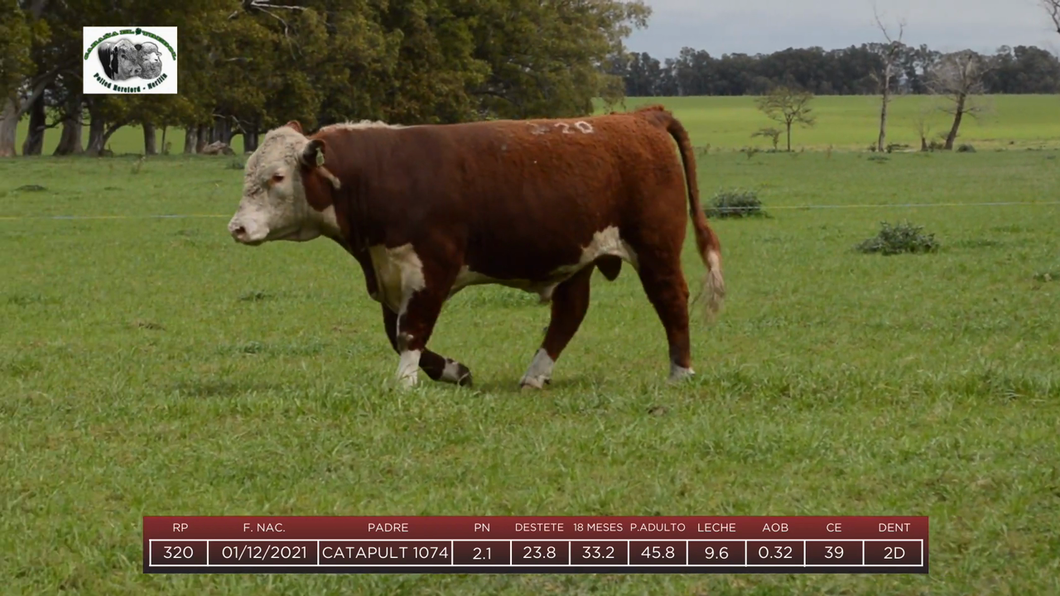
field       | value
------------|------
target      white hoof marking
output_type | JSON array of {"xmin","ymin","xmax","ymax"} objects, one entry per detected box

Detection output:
[
  {"xmin": 520, "ymin": 348, "xmax": 555, "ymax": 389},
  {"xmin": 669, "ymin": 363, "xmax": 695, "ymax": 382},
  {"xmin": 397, "ymin": 349, "xmax": 421, "ymax": 387}
]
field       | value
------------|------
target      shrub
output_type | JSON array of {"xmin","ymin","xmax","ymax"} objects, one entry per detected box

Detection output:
[
  {"xmin": 704, "ymin": 189, "xmax": 766, "ymax": 219},
  {"xmin": 957, "ymin": 143, "xmax": 976, "ymax": 153},
  {"xmin": 856, "ymin": 221, "xmax": 940, "ymax": 255},
  {"xmin": 751, "ymin": 127, "xmax": 782, "ymax": 151}
]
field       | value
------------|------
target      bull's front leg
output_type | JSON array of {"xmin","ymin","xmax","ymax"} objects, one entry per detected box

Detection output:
[
  {"xmin": 385, "ymin": 254, "xmax": 462, "ymax": 388},
  {"xmin": 381, "ymin": 305, "xmax": 471, "ymax": 386}
]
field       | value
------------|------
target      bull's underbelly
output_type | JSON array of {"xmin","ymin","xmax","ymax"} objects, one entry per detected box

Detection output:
[
  {"xmin": 365, "ymin": 225, "xmax": 638, "ymax": 311},
  {"xmin": 450, "ymin": 225, "xmax": 638, "ymax": 300}
]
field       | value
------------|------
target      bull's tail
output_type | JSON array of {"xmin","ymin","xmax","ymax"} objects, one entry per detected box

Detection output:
[{"xmin": 636, "ymin": 104, "xmax": 725, "ymax": 319}]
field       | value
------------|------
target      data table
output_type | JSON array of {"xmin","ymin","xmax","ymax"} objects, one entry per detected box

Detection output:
[{"xmin": 144, "ymin": 516, "xmax": 928, "ymax": 574}]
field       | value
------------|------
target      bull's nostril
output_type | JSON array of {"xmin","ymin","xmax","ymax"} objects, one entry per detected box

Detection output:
[{"xmin": 231, "ymin": 225, "xmax": 246, "ymax": 237}]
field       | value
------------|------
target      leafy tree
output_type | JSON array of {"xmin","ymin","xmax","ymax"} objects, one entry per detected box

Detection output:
[
  {"xmin": 467, "ymin": 0, "xmax": 650, "ymax": 120},
  {"xmin": 755, "ymin": 86, "xmax": 816, "ymax": 152},
  {"xmin": 0, "ymin": 0, "xmax": 53, "ymax": 157},
  {"xmin": 0, "ymin": 4, "xmax": 34, "ymax": 105}
]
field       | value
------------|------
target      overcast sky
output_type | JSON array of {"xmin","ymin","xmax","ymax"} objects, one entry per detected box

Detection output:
[{"xmin": 626, "ymin": 0, "xmax": 1060, "ymax": 58}]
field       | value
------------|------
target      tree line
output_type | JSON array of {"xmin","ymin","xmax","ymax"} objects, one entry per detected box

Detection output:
[
  {"xmin": 618, "ymin": 43, "xmax": 1060, "ymax": 98},
  {"xmin": 3, "ymin": 0, "xmax": 1060, "ymax": 158},
  {"xmin": 0, "ymin": 0, "xmax": 650, "ymax": 157}
]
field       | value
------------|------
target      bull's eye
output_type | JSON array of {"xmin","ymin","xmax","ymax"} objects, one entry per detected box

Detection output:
[{"xmin": 270, "ymin": 173, "xmax": 285, "ymax": 184}]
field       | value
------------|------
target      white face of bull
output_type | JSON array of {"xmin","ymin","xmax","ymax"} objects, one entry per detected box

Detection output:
[{"xmin": 227, "ymin": 126, "xmax": 336, "ymax": 245}]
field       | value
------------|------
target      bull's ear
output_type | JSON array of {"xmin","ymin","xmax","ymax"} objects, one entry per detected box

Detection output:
[
  {"xmin": 300, "ymin": 139, "xmax": 326, "ymax": 168},
  {"xmin": 284, "ymin": 120, "xmax": 303, "ymax": 134}
]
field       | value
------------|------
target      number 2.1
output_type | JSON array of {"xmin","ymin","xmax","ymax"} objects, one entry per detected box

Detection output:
[{"xmin": 472, "ymin": 547, "xmax": 491, "ymax": 560}]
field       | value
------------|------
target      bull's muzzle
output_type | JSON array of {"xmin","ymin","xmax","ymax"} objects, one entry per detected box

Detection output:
[{"xmin": 228, "ymin": 216, "xmax": 261, "ymax": 245}]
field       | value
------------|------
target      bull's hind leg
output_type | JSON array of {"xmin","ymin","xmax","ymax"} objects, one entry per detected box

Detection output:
[
  {"xmin": 382, "ymin": 305, "xmax": 471, "ymax": 386},
  {"xmin": 520, "ymin": 265, "xmax": 595, "ymax": 389},
  {"xmin": 635, "ymin": 252, "xmax": 694, "ymax": 381}
]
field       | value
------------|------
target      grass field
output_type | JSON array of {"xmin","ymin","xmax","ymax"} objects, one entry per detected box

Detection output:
[
  {"xmin": 12, "ymin": 94, "xmax": 1060, "ymax": 155},
  {"xmin": 3, "ymin": 124, "xmax": 1060, "ymax": 593}
]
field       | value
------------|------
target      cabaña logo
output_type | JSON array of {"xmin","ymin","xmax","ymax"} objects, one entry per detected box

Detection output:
[{"xmin": 83, "ymin": 27, "xmax": 178, "ymax": 94}]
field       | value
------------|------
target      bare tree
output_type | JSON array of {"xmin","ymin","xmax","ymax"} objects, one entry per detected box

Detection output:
[
  {"xmin": 755, "ymin": 87, "xmax": 816, "ymax": 152},
  {"xmin": 926, "ymin": 50, "xmax": 992, "ymax": 150},
  {"xmin": 1043, "ymin": 0, "xmax": 1060, "ymax": 34},
  {"xmin": 872, "ymin": 6, "xmax": 905, "ymax": 152},
  {"xmin": 910, "ymin": 99, "xmax": 937, "ymax": 151}
]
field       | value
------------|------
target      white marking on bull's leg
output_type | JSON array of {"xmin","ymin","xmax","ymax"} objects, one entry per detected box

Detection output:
[
  {"xmin": 669, "ymin": 363, "xmax": 695, "ymax": 382},
  {"xmin": 396, "ymin": 349, "xmax": 422, "ymax": 387},
  {"xmin": 574, "ymin": 121, "xmax": 594, "ymax": 133},
  {"xmin": 520, "ymin": 348, "xmax": 555, "ymax": 389}
]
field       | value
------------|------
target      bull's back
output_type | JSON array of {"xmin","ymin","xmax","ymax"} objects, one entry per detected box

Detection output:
[{"xmin": 448, "ymin": 115, "xmax": 680, "ymax": 279}]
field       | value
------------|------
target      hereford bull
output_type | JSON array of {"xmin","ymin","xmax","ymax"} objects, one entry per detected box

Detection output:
[{"xmin": 226, "ymin": 105, "xmax": 724, "ymax": 389}]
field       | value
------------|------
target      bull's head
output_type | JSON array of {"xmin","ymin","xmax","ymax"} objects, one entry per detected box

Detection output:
[
  {"xmin": 138, "ymin": 42, "xmax": 163, "ymax": 79},
  {"xmin": 227, "ymin": 121, "xmax": 340, "ymax": 245}
]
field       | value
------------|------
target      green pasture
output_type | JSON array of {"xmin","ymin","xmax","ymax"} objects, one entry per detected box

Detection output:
[
  {"xmin": 2, "ymin": 145, "xmax": 1060, "ymax": 594},
  {"xmin": 616, "ymin": 94, "xmax": 1060, "ymax": 152},
  {"xmin": 13, "ymin": 94, "xmax": 1060, "ymax": 156}
]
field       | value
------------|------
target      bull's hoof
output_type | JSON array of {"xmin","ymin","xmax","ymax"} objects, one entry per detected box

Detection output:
[
  {"xmin": 440, "ymin": 360, "xmax": 473, "ymax": 387},
  {"xmin": 519, "ymin": 377, "xmax": 551, "ymax": 390},
  {"xmin": 455, "ymin": 366, "xmax": 473, "ymax": 387},
  {"xmin": 667, "ymin": 365, "xmax": 695, "ymax": 383}
]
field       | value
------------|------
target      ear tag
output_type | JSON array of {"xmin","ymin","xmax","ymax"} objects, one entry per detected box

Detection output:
[{"xmin": 315, "ymin": 148, "xmax": 325, "ymax": 167}]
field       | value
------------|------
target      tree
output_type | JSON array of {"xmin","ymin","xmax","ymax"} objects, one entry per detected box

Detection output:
[
  {"xmin": 910, "ymin": 99, "xmax": 936, "ymax": 151},
  {"xmin": 755, "ymin": 86, "xmax": 816, "ymax": 151},
  {"xmin": 871, "ymin": 6, "xmax": 905, "ymax": 152},
  {"xmin": 468, "ymin": 0, "xmax": 650, "ymax": 120},
  {"xmin": 1043, "ymin": 0, "xmax": 1060, "ymax": 34},
  {"xmin": 927, "ymin": 50, "xmax": 992, "ymax": 150},
  {"xmin": 0, "ymin": 0, "xmax": 58, "ymax": 157}
]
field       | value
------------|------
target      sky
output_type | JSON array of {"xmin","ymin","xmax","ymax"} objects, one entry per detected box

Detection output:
[{"xmin": 625, "ymin": 0, "xmax": 1060, "ymax": 59}]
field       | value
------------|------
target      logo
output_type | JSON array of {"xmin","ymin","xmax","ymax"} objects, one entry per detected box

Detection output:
[{"xmin": 83, "ymin": 27, "xmax": 178, "ymax": 94}]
